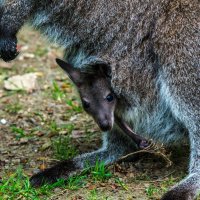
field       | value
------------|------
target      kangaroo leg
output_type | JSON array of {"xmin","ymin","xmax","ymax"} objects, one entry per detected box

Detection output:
[
  {"xmin": 30, "ymin": 128, "xmax": 135, "ymax": 187},
  {"xmin": 160, "ymin": 66, "xmax": 200, "ymax": 200},
  {"xmin": 162, "ymin": 124, "xmax": 200, "ymax": 200},
  {"xmin": 0, "ymin": 0, "xmax": 35, "ymax": 62}
]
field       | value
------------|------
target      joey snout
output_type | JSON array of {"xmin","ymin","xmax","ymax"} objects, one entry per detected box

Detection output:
[{"xmin": 96, "ymin": 114, "xmax": 114, "ymax": 132}]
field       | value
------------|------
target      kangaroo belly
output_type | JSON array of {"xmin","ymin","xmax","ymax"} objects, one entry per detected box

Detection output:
[{"xmin": 122, "ymin": 101, "xmax": 188, "ymax": 146}]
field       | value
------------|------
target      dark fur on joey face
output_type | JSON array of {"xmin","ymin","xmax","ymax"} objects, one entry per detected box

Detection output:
[
  {"xmin": 56, "ymin": 58, "xmax": 116, "ymax": 132},
  {"xmin": 79, "ymin": 77, "xmax": 116, "ymax": 131}
]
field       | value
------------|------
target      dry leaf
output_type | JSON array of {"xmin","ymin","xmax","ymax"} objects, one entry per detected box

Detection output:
[{"xmin": 4, "ymin": 73, "xmax": 39, "ymax": 92}]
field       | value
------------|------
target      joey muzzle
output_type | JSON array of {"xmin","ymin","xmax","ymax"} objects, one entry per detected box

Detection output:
[{"xmin": 96, "ymin": 114, "xmax": 114, "ymax": 132}]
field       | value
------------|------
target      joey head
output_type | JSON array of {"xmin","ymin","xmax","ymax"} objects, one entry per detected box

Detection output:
[
  {"xmin": 56, "ymin": 58, "xmax": 116, "ymax": 132},
  {"xmin": 56, "ymin": 58, "xmax": 149, "ymax": 149}
]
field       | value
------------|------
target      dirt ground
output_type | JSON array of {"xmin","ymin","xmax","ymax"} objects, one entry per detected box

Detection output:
[{"xmin": 0, "ymin": 26, "xmax": 195, "ymax": 200}]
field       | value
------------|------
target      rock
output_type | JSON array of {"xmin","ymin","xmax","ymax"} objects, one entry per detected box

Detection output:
[
  {"xmin": 70, "ymin": 115, "xmax": 78, "ymax": 121},
  {"xmin": 12, "ymin": 158, "xmax": 21, "ymax": 165},
  {"xmin": 18, "ymin": 53, "xmax": 35, "ymax": 60},
  {"xmin": 0, "ymin": 90, "xmax": 4, "ymax": 98},
  {"xmin": 19, "ymin": 138, "xmax": 29, "ymax": 144},
  {"xmin": 20, "ymin": 45, "xmax": 29, "ymax": 51},
  {"xmin": 0, "ymin": 119, "xmax": 7, "ymax": 125},
  {"xmin": 32, "ymin": 169, "xmax": 40, "ymax": 174},
  {"xmin": 40, "ymin": 139, "xmax": 52, "ymax": 151},
  {"xmin": 4, "ymin": 73, "xmax": 39, "ymax": 92},
  {"xmin": 71, "ymin": 130, "xmax": 86, "ymax": 139},
  {"xmin": 0, "ymin": 61, "xmax": 12, "ymax": 69}
]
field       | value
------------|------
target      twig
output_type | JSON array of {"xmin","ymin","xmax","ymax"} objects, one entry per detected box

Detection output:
[{"xmin": 117, "ymin": 143, "xmax": 172, "ymax": 167}]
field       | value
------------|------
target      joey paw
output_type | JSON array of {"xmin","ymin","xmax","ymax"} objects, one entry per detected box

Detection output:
[
  {"xmin": 30, "ymin": 160, "xmax": 77, "ymax": 187},
  {"xmin": 30, "ymin": 170, "xmax": 59, "ymax": 187},
  {"xmin": 139, "ymin": 139, "xmax": 149, "ymax": 149}
]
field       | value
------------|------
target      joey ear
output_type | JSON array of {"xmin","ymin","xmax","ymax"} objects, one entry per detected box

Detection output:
[{"xmin": 56, "ymin": 58, "xmax": 82, "ymax": 86}]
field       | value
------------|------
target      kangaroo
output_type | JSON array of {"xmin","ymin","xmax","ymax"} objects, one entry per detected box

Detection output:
[{"xmin": 0, "ymin": 1, "xmax": 199, "ymax": 199}]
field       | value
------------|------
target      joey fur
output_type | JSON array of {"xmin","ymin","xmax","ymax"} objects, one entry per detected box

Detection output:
[{"xmin": 0, "ymin": 1, "xmax": 199, "ymax": 199}]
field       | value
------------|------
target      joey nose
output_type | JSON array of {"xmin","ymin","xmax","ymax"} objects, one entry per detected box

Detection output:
[{"xmin": 99, "ymin": 120, "xmax": 112, "ymax": 132}]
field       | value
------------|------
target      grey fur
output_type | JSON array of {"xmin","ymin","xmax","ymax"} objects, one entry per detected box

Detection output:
[{"xmin": 0, "ymin": 0, "xmax": 199, "ymax": 199}]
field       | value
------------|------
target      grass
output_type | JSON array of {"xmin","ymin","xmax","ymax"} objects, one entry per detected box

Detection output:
[
  {"xmin": 0, "ymin": 167, "xmax": 88, "ymax": 200},
  {"xmin": 34, "ymin": 47, "xmax": 49, "ymax": 57},
  {"xmin": 4, "ymin": 103, "xmax": 23, "ymax": 114},
  {"xmin": 4, "ymin": 90, "xmax": 27, "ymax": 97},
  {"xmin": 52, "ymin": 136, "xmax": 78, "ymax": 160},
  {"xmin": 115, "ymin": 178, "xmax": 128, "ymax": 191},
  {"xmin": 50, "ymin": 81, "xmax": 82, "ymax": 113},
  {"xmin": 89, "ymin": 161, "xmax": 112, "ymax": 181},
  {"xmin": 67, "ymin": 175, "xmax": 87, "ymax": 190},
  {"xmin": 51, "ymin": 81, "xmax": 65, "ymax": 101},
  {"xmin": 34, "ymin": 111, "xmax": 45, "ymax": 122},
  {"xmin": 66, "ymin": 99, "xmax": 82, "ymax": 113},
  {"xmin": 160, "ymin": 176, "xmax": 179, "ymax": 194},
  {"xmin": 48, "ymin": 120, "xmax": 60, "ymax": 133},
  {"xmin": 0, "ymin": 162, "xmax": 111, "ymax": 200},
  {"xmin": 48, "ymin": 120, "xmax": 74, "ymax": 134},
  {"xmin": 0, "ymin": 167, "xmax": 54, "ymax": 200},
  {"xmin": 0, "ymin": 162, "xmax": 126, "ymax": 200},
  {"xmin": 24, "ymin": 66, "xmax": 37, "ymax": 73},
  {"xmin": 145, "ymin": 184, "xmax": 160, "ymax": 198},
  {"xmin": 0, "ymin": 162, "xmax": 113, "ymax": 200},
  {"xmin": 87, "ymin": 189, "xmax": 98, "ymax": 200},
  {"xmin": 11, "ymin": 126, "xmax": 26, "ymax": 140}
]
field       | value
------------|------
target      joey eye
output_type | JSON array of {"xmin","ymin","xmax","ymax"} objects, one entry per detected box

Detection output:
[
  {"xmin": 82, "ymin": 100, "xmax": 90, "ymax": 109},
  {"xmin": 106, "ymin": 94, "xmax": 114, "ymax": 102}
]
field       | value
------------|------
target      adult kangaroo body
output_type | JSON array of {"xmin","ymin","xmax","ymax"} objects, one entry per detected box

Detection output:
[{"xmin": 0, "ymin": 0, "xmax": 199, "ymax": 199}]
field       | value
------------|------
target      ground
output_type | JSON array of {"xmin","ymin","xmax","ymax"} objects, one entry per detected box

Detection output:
[{"xmin": 0, "ymin": 26, "xmax": 195, "ymax": 200}]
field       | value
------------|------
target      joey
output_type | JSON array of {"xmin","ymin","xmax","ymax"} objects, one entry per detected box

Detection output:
[{"xmin": 56, "ymin": 58, "xmax": 149, "ymax": 149}]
